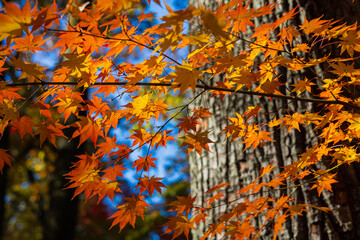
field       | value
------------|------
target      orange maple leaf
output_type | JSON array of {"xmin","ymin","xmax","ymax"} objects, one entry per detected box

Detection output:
[
  {"xmin": 64, "ymin": 154, "xmax": 100, "ymax": 201},
  {"xmin": 132, "ymin": 154, "xmax": 157, "ymax": 173},
  {"xmin": 300, "ymin": 16, "xmax": 331, "ymax": 35},
  {"xmin": 244, "ymin": 127, "xmax": 274, "ymax": 150},
  {"xmin": 205, "ymin": 182, "xmax": 230, "ymax": 194},
  {"xmin": 0, "ymin": 149, "xmax": 12, "ymax": 173},
  {"xmin": 101, "ymin": 164, "xmax": 127, "ymax": 181},
  {"xmin": 201, "ymin": 222, "xmax": 225, "ymax": 240},
  {"xmin": 176, "ymin": 116, "xmax": 199, "ymax": 133},
  {"xmin": 95, "ymin": 179, "xmax": 122, "ymax": 203},
  {"xmin": 109, "ymin": 195, "xmax": 149, "ymax": 231},
  {"xmin": 168, "ymin": 194, "xmax": 196, "ymax": 216},
  {"xmin": 163, "ymin": 214, "xmax": 195, "ymax": 240},
  {"xmin": 204, "ymin": 192, "xmax": 224, "ymax": 205},
  {"xmin": 36, "ymin": 120, "xmax": 66, "ymax": 147},
  {"xmin": 72, "ymin": 116, "xmax": 104, "ymax": 146},
  {"xmin": 170, "ymin": 62, "xmax": 203, "ymax": 93},
  {"xmin": 291, "ymin": 78, "xmax": 316, "ymax": 95},
  {"xmin": 180, "ymin": 129, "xmax": 213, "ymax": 155},
  {"xmin": 136, "ymin": 175, "xmax": 166, "ymax": 196},
  {"xmin": 0, "ymin": 0, "xmax": 32, "ymax": 40},
  {"xmin": 10, "ymin": 116, "xmax": 34, "ymax": 139},
  {"xmin": 310, "ymin": 171, "xmax": 338, "ymax": 196}
]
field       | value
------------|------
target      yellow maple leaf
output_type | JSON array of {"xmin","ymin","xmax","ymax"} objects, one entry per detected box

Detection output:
[
  {"xmin": 200, "ymin": 9, "xmax": 229, "ymax": 40},
  {"xmin": 339, "ymin": 29, "xmax": 360, "ymax": 57},
  {"xmin": 59, "ymin": 53, "xmax": 91, "ymax": 78},
  {"xmin": 170, "ymin": 63, "xmax": 203, "ymax": 93},
  {"xmin": 291, "ymin": 78, "xmax": 315, "ymax": 95},
  {"xmin": 0, "ymin": 0, "xmax": 31, "ymax": 40},
  {"xmin": 221, "ymin": 112, "xmax": 246, "ymax": 141}
]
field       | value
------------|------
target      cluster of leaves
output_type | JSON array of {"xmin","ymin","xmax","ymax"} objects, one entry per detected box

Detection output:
[{"xmin": 1, "ymin": 0, "xmax": 360, "ymax": 239}]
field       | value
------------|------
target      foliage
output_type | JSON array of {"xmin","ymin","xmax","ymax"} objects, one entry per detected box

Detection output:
[{"xmin": 1, "ymin": 0, "xmax": 360, "ymax": 239}]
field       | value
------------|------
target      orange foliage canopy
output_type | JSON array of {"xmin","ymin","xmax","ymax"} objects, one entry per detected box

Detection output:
[{"xmin": 0, "ymin": 0, "xmax": 360, "ymax": 239}]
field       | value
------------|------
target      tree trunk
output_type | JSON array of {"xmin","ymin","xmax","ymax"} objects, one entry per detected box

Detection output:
[
  {"xmin": 188, "ymin": 0, "xmax": 360, "ymax": 239},
  {"xmin": 41, "ymin": 140, "xmax": 81, "ymax": 240}
]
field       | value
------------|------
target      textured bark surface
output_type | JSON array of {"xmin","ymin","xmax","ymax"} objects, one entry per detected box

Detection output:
[{"xmin": 188, "ymin": 0, "xmax": 360, "ymax": 239}]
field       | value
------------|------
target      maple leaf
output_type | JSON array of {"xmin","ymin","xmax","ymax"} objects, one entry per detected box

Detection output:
[
  {"xmin": 310, "ymin": 171, "xmax": 338, "ymax": 196},
  {"xmin": 168, "ymin": 194, "xmax": 196, "ymax": 216},
  {"xmin": 205, "ymin": 182, "xmax": 230, "ymax": 194},
  {"xmin": 72, "ymin": 116, "xmax": 104, "ymax": 146},
  {"xmin": 109, "ymin": 195, "xmax": 149, "ymax": 231},
  {"xmin": 268, "ymin": 116, "xmax": 282, "ymax": 128},
  {"xmin": 96, "ymin": 136, "xmax": 118, "ymax": 157},
  {"xmin": 288, "ymin": 204, "xmax": 309, "ymax": 218},
  {"xmin": 200, "ymin": 222, "xmax": 225, "ymax": 240},
  {"xmin": 192, "ymin": 107, "xmax": 213, "ymax": 118},
  {"xmin": 339, "ymin": 29, "xmax": 360, "ymax": 57},
  {"xmin": 136, "ymin": 175, "xmax": 166, "ymax": 196},
  {"xmin": 278, "ymin": 26, "xmax": 300, "ymax": 44},
  {"xmin": 36, "ymin": 120, "xmax": 66, "ymax": 147},
  {"xmin": 131, "ymin": 154, "xmax": 157, "ymax": 173},
  {"xmin": 0, "ymin": 100, "xmax": 18, "ymax": 124},
  {"xmin": 163, "ymin": 214, "xmax": 195, "ymax": 240},
  {"xmin": 95, "ymin": 179, "xmax": 122, "ymax": 203},
  {"xmin": 221, "ymin": 112, "xmax": 246, "ymax": 141},
  {"xmin": 123, "ymin": 94, "xmax": 168, "ymax": 125},
  {"xmin": 176, "ymin": 116, "xmax": 199, "ymax": 133},
  {"xmin": 53, "ymin": 88, "xmax": 84, "ymax": 122},
  {"xmin": 180, "ymin": 129, "xmax": 213, "ymax": 155},
  {"xmin": 10, "ymin": 116, "xmax": 35, "ymax": 140},
  {"xmin": 273, "ymin": 213, "xmax": 289, "ymax": 239},
  {"xmin": 223, "ymin": 220, "xmax": 256, "ymax": 240},
  {"xmin": 244, "ymin": 125, "xmax": 274, "ymax": 150},
  {"xmin": 59, "ymin": 53, "xmax": 91, "ymax": 78},
  {"xmin": 200, "ymin": 10, "xmax": 229, "ymax": 40},
  {"xmin": 209, "ymin": 81, "xmax": 234, "ymax": 101},
  {"xmin": 151, "ymin": 130, "xmax": 175, "ymax": 149},
  {"xmin": 0, "ymin": 60, "xmax": 7, "ymax": 76},
  {"xmin": 12, "ymin": 33, "xmax": 48, "ymax": 53},
  {"xmin": 94, "ymin": 0, "xmax": 141, "ymax": 13},
  {"xmin": 65, "ymin": 154, "xmax": 100, "ymax": 201},
  {"xmin": 113, "ymin": 144, "xmax": 132, "ymax": 161},
  {"xmin": 281, "ymin": 113, "xmax": 306, "ymax": 133},
  {"xmin": 291, "ymin": 43, "xmax": 311, "ymax": 53},
  {"xmin": 86, "ymin": 95, "xmax": 111, "ymax": 119},
  {"xmin": 330, "ymin": 62, "xmax": 360, "ymax": 79},
  {"xmin": 0, "ymin": 149, "xmax": 13, "ymax": 173},
  {"xmin": 243, "ymin": 105, "xmax": 262, "ymax": 121},
  {"xmin": 291, "ymin": 78, "xmax": 316, "ymax": 95},
  {"xmin": 228, "ymin": 1, "xmax": 255, "ymax": 34},
  {"xmin": 11, "ymin": 56, "xmax": 47, "ymax": 82},
  {"xmin": 169, "ymin": 62, "xmax": 203, "ymax": 93},
  {"xmin": 259, "ymin": 162, "xmax": 276, "ymax": 178},
  {"xmin": 101, "ymin": 164, "xmax": 126, "ymax": 182},
  {"xmin": 228, "ymin": 67, "xmax": 259, "ymax": 91},
  {"xmin": 128, "ymin": 129, "xmax": 152, "ymax": 149},
  {"xmin": 300, "ymin": 16, "xmax": 330, "ymax": 35},
  {"xmin": 0, "ymin": 0, "xmax": 32, "ymax": 40},
  {"xmin": 204, "ymin": 192, "xmax": 224, "ymax": 205}
]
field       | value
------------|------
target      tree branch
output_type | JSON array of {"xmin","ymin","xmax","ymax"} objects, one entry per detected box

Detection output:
[{"xmin": 6, "ymin": 81, "xmax": 356, "ymax": 109}]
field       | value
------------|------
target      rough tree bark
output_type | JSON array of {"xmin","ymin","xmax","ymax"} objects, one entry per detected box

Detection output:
[{"xmin": 188, "ymin": 0, "xmax": 360, "ymax": 239}]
